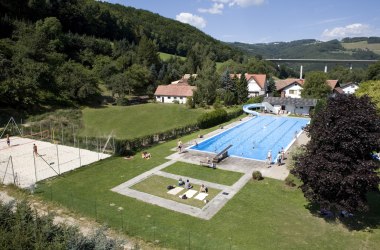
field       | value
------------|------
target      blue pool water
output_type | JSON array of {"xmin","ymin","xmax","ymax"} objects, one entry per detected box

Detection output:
[{"xmin": 190, "ymin": 116, "xmax": 310, "ymax": 161}]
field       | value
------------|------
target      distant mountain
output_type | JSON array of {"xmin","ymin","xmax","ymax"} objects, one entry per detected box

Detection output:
[{"xmin": 229, "ymin": 38, "xmax": 380, "ymax": 60}]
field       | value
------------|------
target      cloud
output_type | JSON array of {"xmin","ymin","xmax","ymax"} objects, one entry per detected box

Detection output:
[
  {"xmin": 321, "ymin": 23, "xmax": 371, "ymax": 40},
  {"xmin": 176, "ymin": 13, "xmax": 206, "ymax": 29},
  {"xmin": 198, "ymin": 3, "xmax": 224, "ymax": 14},
  {"xmin": 212, "ymin": 0, "xmax": 265, "ymax": 7}
]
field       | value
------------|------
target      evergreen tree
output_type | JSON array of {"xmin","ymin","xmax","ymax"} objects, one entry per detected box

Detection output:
[
  {"xmin": 236, "ymin": 72, "xmax": 248, "ymax": 104},
  {"xmin": 193, "ymin": 58, "xmax": 218, "ymax": 106},
  {"xmin": 291, "ymin": 94, "xmax": 380, "ymax": 212}
]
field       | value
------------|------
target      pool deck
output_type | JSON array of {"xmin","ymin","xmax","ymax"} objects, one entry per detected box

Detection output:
[{"xmin": 113, "ymin": 114, "xmax": 310, "ymax": 220}]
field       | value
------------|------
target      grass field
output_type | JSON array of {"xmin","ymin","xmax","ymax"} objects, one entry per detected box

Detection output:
[
  {"xmin": 131, "ymin": 175, "xmax": 219, "ymax": 208},
  {"xmin": 80, "ymin": 103, "xmax": 205, "ymax": 139},
  {"xmin": 342, "ymin": 41, "xmax": 380, "ymax": 55},
  {"xmin": 159, "ymin": 52, "xmax": 186, "ymax": 61},
  {"xmin": 35, "ymin": 123, "xmax": 380, "ymax": 249},
  {"xmin": 162, "ymin": 161, "xmax": 243, "ymax": 186}
]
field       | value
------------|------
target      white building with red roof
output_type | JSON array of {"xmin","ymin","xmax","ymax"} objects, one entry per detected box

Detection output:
[
  {"xmin": 231, "ymin": 73, "xmax": 267, "ymax": 97},
  {"xmin": 275, "ymin": 78, "xmax": 305, "ymax": 98},
  {"xmin": 154, "ymin": 75, "xmax": 196, "ymax": 104}
]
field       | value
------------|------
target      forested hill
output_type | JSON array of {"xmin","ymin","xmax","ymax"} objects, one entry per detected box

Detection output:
[
  {"xmin": 230, "ymin": 38, "xmax": 380, "ymax": 59},
  {"xmin": 0, "ymin": 0, "xmax": 243, "ymax": 113},
  {"xmin": 0, "ymin": 0, "xmax": 241, "ymax": 62}
]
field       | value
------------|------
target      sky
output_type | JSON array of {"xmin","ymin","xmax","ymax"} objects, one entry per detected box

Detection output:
[{"xmin": 103, "ymin": 0, "xmax": 380, "ymax": 44}]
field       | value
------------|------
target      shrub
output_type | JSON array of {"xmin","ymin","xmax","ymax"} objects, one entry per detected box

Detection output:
[
  {"xmin": 252, "ymin": 171, "xmax": 263, "ymax": 180},
  {"xmin": 197, "ymin": 108, "xmax": 228, "ymax": 129},
  {"xmin": 285, "ymin": 175, "xmax": 297, "ymax": 187},
  {"xmin": 245, "ymin": 96, "xmax": 264, "ymax": 104}
]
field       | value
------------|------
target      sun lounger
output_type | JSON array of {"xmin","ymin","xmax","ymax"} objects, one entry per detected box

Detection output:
[
  {"xmin": 167, "ymin": 187, "xmax": 184, "ymax": 195},
  {"xmin": 183, "ymin": 189, "xmax": 197, "ymax": 198},
  {"xmin": 194, "ymin": 193, "xmax": 208, "ymax": 201}
]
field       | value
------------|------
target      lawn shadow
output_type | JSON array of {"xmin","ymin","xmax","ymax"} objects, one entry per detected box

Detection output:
[{"xmin": 305, "ymin": 191, "xmax": 380, "ymax": 231}]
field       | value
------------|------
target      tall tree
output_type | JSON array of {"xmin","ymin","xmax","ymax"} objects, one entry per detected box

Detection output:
[
  {"xmin": 291, "ymin": 94, "xmax": 380, "ymax": 212},
  {"xmin": 235, "ymin": 72, "xmax": 248, "ymax": 104},
  {"xmin": 355, "ymin": 80, "xmax": 380, "ymax": 111},
  {"xmin": 301, "ymin": 71, "xmax": 331, "ymax": 99},
  {"xmin": 366, "ymin": 61, "xmax": 380, "ymax": 80},
  {"xmin": 136, "ymin": 35, "xmax": 159, "ymax": 68},
  {"xmin": 193, "ymin": 58, "xmax": 218, "ymax": 106}
]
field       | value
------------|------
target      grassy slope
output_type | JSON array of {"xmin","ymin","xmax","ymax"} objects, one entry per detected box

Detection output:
[
  {"xmin": 36, "ymin": 122, "xmax": 380, "ymax": 249},
  {"xmin": 342, "ymin": 41, "xmax": 380, "ymax": 55},
  {"xmin": 80, "ymin": 103, "xmax": 205, "ymax": 139}
]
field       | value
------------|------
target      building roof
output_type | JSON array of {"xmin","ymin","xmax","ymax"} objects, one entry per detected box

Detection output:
[
  {"xmin": 340, "ymin": 82, "xmax": 359, "ymax": 89},
  {"xmin": 326, "ymin": 80, "xmax": 339, "ymax": 89},
  {"xmin": 263, "ymin": 97, "xmax": 318, "ymax": 107},
  {"xmin": 171, "ymin": 74, "xmax": 197, "ymax": 84},
  {"xmin": 334, "ymin": 87, "xmax": 344, "ymax": 94},
  {"xmin": 231, "ymin": 73, "xmax": 267, "ymax": 89},
  {"xmin": 275, "ymin": 78, "xmax": 304, "ymax": 91},
  {"xmin": 154, "ymin": 84, "xmax": 196, "ymax": 97}
]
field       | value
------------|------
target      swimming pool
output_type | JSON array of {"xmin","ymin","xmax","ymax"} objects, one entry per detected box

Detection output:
[{"xmin": 190, "ymin": 116, "xmax": 310, "ymax": 161}]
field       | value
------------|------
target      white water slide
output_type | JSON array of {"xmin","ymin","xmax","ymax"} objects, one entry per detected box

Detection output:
[{"xmin": 242, "ymin": 102, "xmax": 276, "ymax": 115}]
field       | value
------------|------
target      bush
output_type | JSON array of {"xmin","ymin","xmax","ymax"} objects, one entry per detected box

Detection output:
[
  {"xmin": 245, "ymin": 96, "xmax": 264, "ymax": 104},
  {"xmin": 197, "ymin": 108, "xmax": 228, "ymax": 129},
  {"xmin": 252, "ymin": 171, "xmax": 263, "ymax": 180},
  {"xmin": 285, "ymin": 175, "xmax": 297, "ymax": 187}
]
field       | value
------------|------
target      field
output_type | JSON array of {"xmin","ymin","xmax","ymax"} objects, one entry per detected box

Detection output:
[
  {"xmin": 80, "ymin": 103, "xmax": 205, "ymax": 139},
  {"xmin": 35, "ymin": 124, "xmax": 380, "ymax": 249},
  {"xmin": 342, "ymin": 41, "xmax": 380, "ymax": 55},
  {"xmin": 159, "ymin": 52, "xmax": 186, "ymax": 61}
]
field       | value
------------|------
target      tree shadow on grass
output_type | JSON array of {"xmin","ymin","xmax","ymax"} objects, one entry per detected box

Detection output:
[{"xmin": 305, "ymin": 191, "xmax": 380, "ymax": 231}]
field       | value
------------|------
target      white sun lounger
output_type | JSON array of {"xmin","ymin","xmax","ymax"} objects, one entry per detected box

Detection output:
[
  {"xmin": 167, "ymin": 187, "xmax": 184, "ymax": 195},
  {"xmin": 194, "ymin": 193, "xmax": 208, "ymax": 201},
  {"xmin": 181, "ymin": 189, "xmax": 197, "ymax": 198}
]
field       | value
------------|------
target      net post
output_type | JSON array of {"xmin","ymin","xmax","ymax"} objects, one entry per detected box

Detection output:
[
  {"xmin": 56, "ymin": 144, "xmax": 61, "ymax": 175},
  {"xmin": 33, "ymin": 151, "xmax": 38, "ymax": 183}
]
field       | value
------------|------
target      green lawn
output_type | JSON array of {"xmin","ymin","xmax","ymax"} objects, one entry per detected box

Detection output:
[
  {"xmin": 159, "ymin": 52, "xmax": 186, "ymax": 61},
  {"xmin": 131, "ymin": 175, "xmax": 219, "ymax": 208},
  {"xmin": 35, "ymin": 122, "xmax": 380, "ymax": 249},
  {"xmin": 162, "ymin": 161, "xmax": 243, "ymax": 186},
  {"xmin": 80, "ymin": 103, "xmax": 205, "ymax": 139}
]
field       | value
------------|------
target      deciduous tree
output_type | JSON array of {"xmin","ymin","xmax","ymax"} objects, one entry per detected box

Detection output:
[
  {"xmin": 301, "ymin": 71, "xmax": 331, "ymax": 99},
  {"xmin": 291, "ymin": 94, "xmax": 380, "ymax": 212}
]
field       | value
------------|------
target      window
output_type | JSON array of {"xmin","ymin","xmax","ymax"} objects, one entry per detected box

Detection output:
[
  {"xmin": 157, "ymin": 96, "xmax": 160, "ymax": 98},
  {"xmin": 289, "ymin": 90, "xmax": 296, "ymax": 94},
  {"xmin": 174, "ymin": 97, "xmax": 177, "ymax": 99},
  {"xmin": 168, "ymin": 96, "xmax": 171, "ymax": 99},
  {"xmin": 180, "ymin": 97, "xmax": 183, "ymax": 99}
]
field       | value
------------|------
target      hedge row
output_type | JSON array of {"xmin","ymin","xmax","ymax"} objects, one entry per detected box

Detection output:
[{"xmin": 197, "ymin": 109, "xmax": 228, "ymax": 129}]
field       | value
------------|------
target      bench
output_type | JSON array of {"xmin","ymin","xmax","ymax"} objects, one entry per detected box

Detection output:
[
  {"xmin": 212, "ymin": 144, "xmax": 232, "ymax": 163},
  {"xmin": 200, "ymin": 161, "xmax": 216, "ymax": 169}
]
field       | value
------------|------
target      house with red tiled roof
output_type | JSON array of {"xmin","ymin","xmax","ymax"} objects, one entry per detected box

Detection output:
[
  {"xmin": 275, "ymin": 78, "xmax": 305, "ymax": 98},
  {"xmin": 231, "ymin": 73, "xmax": 267, "ymax": 97},
  {"xmin": 275, "ymin": 78, "xmax": 341, "ymax": 98},
  {"xmin": 154, "ymin": 75, "xmax": 196, "ymax": 104}
]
